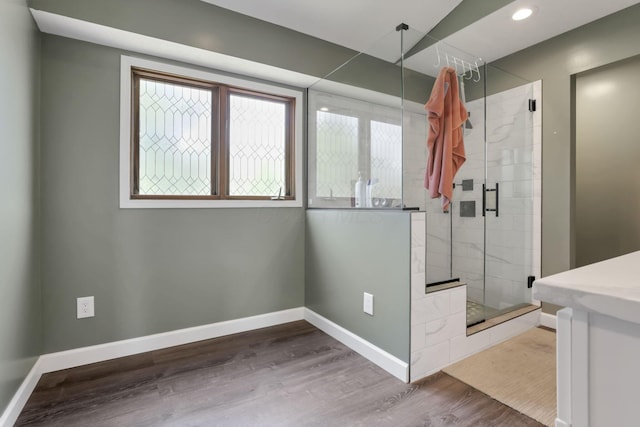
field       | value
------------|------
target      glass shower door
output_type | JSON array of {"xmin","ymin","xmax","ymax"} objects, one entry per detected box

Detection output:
[{"xmin": 483, "ymin": 81, "xmax": 536, "ymax": 318}]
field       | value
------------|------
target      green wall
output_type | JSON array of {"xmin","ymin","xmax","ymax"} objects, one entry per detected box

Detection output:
[
  {"xmin": 306, "ymin": 210, "xmax": 411, "ymax": 362},
  {"xmin": 39, "ymin": 35, "xmax": 305, "ymax": 353},
  {"xmin": 0, "ymin": 0, "xmax": 42, "ymax": 414},
  {"xmin": 28, "ymin": 0, "xmax": 356, "ymax": 83},
  {"xmin": 488, "ymin": 4, "xmax": 640, "ymax": 313},
  {"xmin": 575, "ymin": 56, "xmax": 640, "ymax": 267},
  {"xmin": 28, "ymin": 0, "xmax": 434, "ymax": 104}
]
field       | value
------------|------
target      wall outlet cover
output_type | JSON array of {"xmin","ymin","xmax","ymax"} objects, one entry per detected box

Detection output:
[
  {"xmin": 363, "ymin": 292, "xmax": 374, "ymax": 316},
  {"xmin": 77, "ymin": 296, "xmax": 95, "ymax": 319}
]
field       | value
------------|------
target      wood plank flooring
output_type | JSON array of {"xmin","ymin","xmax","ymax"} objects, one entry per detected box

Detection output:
[{"xmin": 16, "ymin": 321, "xmax": 543, "ymax": 426}]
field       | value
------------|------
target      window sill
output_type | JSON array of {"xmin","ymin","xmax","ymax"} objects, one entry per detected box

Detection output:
[{"xmin": 120, "ymin": 198, "xmax": 303, "ymax": 209}]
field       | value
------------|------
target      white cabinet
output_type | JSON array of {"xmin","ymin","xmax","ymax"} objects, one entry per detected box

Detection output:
[{"xmin": 534, "ymin": 251, "xmax": 640, "ymax": 427}]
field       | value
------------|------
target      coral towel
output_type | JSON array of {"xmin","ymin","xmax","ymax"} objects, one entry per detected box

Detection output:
[{"xmin": 424, "ymin": 67, "xmax": 467, "ymax": 212}]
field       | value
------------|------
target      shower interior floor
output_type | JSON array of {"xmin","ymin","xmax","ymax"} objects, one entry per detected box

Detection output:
[
  {"xmin": 466, "ymin": 300, "xmax": 540, "ymax": 332},
  {"xmin": 466, "ymin": 300, "xmax": 498, "ymax": 327},
  {"xmin": 467, "ymin": 299, "xmax": 540, "ymax": 328}
]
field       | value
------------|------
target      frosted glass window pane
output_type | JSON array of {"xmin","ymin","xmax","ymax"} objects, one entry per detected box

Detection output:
[
  {"xmin": 138, "ymin": 78, "xmax": 212, "ymax": 195},
  {"xmin": 370, "ymin": 120, "xmax": 402, "ymax": 199},
  {"xmin": 316, "ymin": 111, "xmax": 359, "ymax": 198},
  {"xmin": 228, "ymin": 94, "xmax": 286, "ymax": 197}
]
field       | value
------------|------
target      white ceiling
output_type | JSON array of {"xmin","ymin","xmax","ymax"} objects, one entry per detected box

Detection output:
[
  {"xmin": 202, "ymin": 0, "xmax": 640, "ymax": 76},
  {"xmin": 201, "ymin": 0, "xmax": 462, "ymax": 54},
  {"xmin": 446, "ymin": 0, "xmax": 640, "ymax": 63}
]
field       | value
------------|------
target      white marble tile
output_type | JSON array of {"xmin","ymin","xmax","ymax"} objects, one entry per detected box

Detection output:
[
  {"xmin": 418, "ymin": 292, "xmax": 451, "ymax": 324},
  {"xmin": 411, "ymin": 298, "xmax": 429, "ymax": 326},
  {"xmin": 411, "ymin": 247, "xmax": 425, "ymax": 274},
  {"xmin": 426, "ymin": 229, "xmax": 450, "ymax": 247},
  {"xmin": 410, "ymin": 322, "xmax": 427, "ymax": 353},
  {"xmin": 489, "ymin": 309, "xmax": 540, "ymax": 345},
  {"xmin": 410, "ymin": 340, "xmax": 450, "ymax": 382},
  {"xmin": 411, "ymin": 273, "xmax": 426, "ymax": 301},
  {"xmin": 413, "ymin": 290, "xmax": 453, "ymax": 325},
  {"xmin": 426, "ymin": 250, "xmax": 450, "ymax": 269},
  {"xmin": 456, "ymin": 228, "xmax": 484, "ymax": 245},
  {"xmin": 425, "ymin": 311, "xmax": 466, "ymax": 346},
  {"xmin": 453, "ymin": 255, "xmax": 483, "ymax": 274},
  {"xmin": 411, "ymin": 215, "xmax": 426, "ymax": 248},
  {"xmin": 450, "ymin": 331, "xmax": 492, "ymax": 362},
  {"xmin": 426, "ymin": 267, "xmax": 451, "ymax": 285},
  {"xmin": 450, "ymin": 286, "xmax": 466, "ymax": 314}
]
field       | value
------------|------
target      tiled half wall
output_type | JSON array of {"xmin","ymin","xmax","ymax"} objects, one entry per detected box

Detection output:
[{"xmin": 410, "ymin": 212, "xmax": 540, "ymax": 382}]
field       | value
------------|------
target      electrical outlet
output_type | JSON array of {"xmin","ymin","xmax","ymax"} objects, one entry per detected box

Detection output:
[
  {"xmin": 363, "ymin": 292, "xmax": 374, "ymax": 316},
  {"xmin": 77, "ymin": 296, "xmax": 95, "ymax": 319}
]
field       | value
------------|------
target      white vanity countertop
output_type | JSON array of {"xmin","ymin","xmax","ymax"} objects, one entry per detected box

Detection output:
[{"xmin": 533, "ymin": 251, "xmax": 640, "ymax": 324}]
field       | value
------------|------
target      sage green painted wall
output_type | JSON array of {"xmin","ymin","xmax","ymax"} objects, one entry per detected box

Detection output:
[
  {"xmin": 0, "ymin": 0, "xmax": 41, "ymax": 414},
  {"xmin": 28, "ymin": 0, "xmax": 353, "ymax": 79},
  {"xmin": 40, "ymin": 35, "xmax": 304, "ymax": 353},
  {"xmin": 575, "ymin": 55, "xmax": 640, "ymax": 267},
  {"xmin": 28, "ymin": 0, "xmax": 434, "ymax": 104},
  {"xmin": 305, "ymin": 210, "xmax": 411, "ymax": 362},
  {"xmin": 487, "ymin": 4, "xmax": 640, "ymax": 313}
]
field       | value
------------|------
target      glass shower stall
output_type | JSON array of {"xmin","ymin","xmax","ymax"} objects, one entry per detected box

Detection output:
[{"xmin": 306, "ymin": 25, "xmax": 540, "ymax": 332}]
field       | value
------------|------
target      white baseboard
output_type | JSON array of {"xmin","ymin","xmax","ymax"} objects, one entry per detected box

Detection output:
[
  {"xmin": 304, "ymin": 308, "xmax": 409, "ymax": 383},
  {"xmin": 3, "ymin": 307, "xmax": 409, "ymax": 424},
  {"xmin": 1, "ymin": 307, "xmax": 304, "ymax": 426},
  {"xmin": 540, "ymin": 312, "xmax": 557, "ymax": 330},
  {"xmin": 39, "ymin": 307, "xmax": 304, "ymax": 374},
  {"xmin": 0, "ymin": 359, "xmax": 43, "ymax": 427},
  {"xmin": 555, "ymin": 418, "xmax": 571, "ymax": 427}
]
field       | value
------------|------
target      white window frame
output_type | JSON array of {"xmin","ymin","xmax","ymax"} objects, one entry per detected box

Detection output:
[{"xmin": 119, "ymin": 56, "xmax": 303, "ymax": 208}]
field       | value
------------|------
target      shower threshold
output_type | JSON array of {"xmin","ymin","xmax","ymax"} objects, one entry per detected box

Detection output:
[{"xmin": 466, "ymin": 303, "xmax": 540, "ymax": 336}]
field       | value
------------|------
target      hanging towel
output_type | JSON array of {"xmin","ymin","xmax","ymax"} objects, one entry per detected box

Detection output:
[{"xmin": 424, "ymin": 67, "xmax": 467, "ymax": 212}]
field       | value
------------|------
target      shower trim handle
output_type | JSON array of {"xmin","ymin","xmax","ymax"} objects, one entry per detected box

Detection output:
[{"xmin": 483, "ymin": 183, "xmax": 499, "ymax": 217}]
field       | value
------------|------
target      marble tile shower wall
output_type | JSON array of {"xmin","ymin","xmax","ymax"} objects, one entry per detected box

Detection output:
[
  {"xmin": 410, "ymin": 212, "xmax": 465, "ymax": 380},
  {"xmin": 423, "ymin": 96, "xmax": 486, "ymax": 300},
  {"xmin": 484, "ymin": 82, "xmax": 541, "ymax": 309},
  {"xmin": 448, "ymin": 98, "xmax": 486, "ymax": 303},
  {"xmin": 414, "ymin": 82, "xmax": 541, "ymax": 310}
]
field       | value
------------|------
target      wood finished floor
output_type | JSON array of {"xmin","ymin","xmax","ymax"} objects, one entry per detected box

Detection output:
[{"xmin": 16, "ymin": 321, "xmax": 543, "ymax": 427}]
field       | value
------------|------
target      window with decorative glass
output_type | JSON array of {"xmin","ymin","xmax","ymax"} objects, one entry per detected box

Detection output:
[
  {"xmin": 308, "ymin": 91, "xmax": 403, "ymax": 208},
  {"xmin": 130, "ymin": 68, "xmax": 296, "ymax": 202}
]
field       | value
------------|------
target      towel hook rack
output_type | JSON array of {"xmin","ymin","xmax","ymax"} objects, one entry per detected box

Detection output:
[
  {"xmin": 433, "ymin": 44, "xmax": 442, "ymax": 68},
  {"xmin": 433, "ymin": 42, "xmax": 482, "ymax": 83}
]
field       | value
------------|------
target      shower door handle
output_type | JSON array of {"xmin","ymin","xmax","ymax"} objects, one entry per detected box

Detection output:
[{"xmin": 482, "ymin": 183, "xmax": 499, "ymax": 217}]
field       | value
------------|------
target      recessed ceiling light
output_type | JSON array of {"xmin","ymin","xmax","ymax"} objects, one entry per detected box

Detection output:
[
  {"xmin": 512, "ymin": 8, "xmax": 533, "ymax": 21},
  {"xmin": 320, "ymin": 107, "xmax": 329, "ymax": 112}
]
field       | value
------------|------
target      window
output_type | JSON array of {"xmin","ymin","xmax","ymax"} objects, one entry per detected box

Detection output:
[
  {"xmin": 315, "ymin": 110, "xmax": 359, "ymax": 198},
  {"xmin": 308, "ymin": 91, "xmax": 402, "ymax": 207},
  {"xmin": 120, "ymin": 57, "xmax": 303, "ymax": 208}
]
